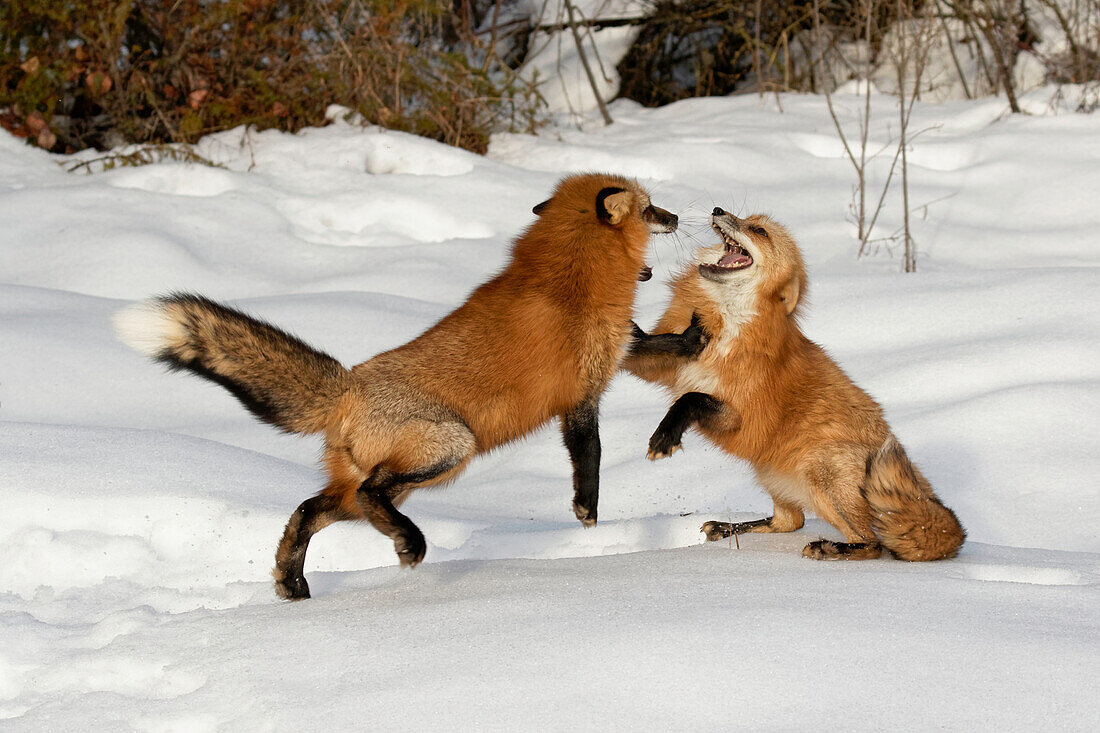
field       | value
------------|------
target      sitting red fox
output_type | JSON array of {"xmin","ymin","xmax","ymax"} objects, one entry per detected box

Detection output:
[{"xmin": 624, "ymin": 208, "xmax": 965, "ymax": 561}]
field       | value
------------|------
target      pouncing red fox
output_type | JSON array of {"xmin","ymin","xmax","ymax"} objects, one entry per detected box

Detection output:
[{"xmin": 114, "ymin": 173, "xmax": 693, "ymax": 599}]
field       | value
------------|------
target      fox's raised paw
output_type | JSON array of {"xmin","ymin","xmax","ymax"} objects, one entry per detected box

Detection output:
[
  {"xmin": 647, "ymin": 418, "xmax": 685, "ymax": 460},
  {"xmin": 395, "ymin": 530, "xmax": 427, "ymax": 568},
  {"xmin": 647, "ymin": 442, "xmax": 682, "ymax": 460},
  {"xmin": 678, "ymin": 312, "xmax": 710, "ymax": 357}
]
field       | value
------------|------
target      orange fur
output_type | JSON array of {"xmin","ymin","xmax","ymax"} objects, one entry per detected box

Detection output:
[
  {"xmin": 325, "ymin": 175, "xmax": 659, "ymax": 483},
  {"xmin": 625, "ymin": 211, "xmax": 965, "ymax": 561}
]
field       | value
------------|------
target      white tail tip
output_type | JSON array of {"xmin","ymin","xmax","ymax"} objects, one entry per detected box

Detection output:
[{"xmin": 112, "ymin": 299, "xmax": 185, "ymax": 358}]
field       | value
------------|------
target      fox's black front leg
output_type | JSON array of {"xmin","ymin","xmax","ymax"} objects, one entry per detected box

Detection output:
[
  {"xmin": 630, "ymin": 312, "xmax": 709, "ymax": 358},
  {"xmin": 562, "ymin": 398, "xmax": 601, "ymax": 527},
  {"xmin": 647, "ymin": 392, "xmax": 723, "ymax": 460}
]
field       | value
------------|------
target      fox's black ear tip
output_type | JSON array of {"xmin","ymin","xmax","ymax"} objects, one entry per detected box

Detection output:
[{"xmin": 532, "ymin": 199, "xmax": 551, "ymax": 216}]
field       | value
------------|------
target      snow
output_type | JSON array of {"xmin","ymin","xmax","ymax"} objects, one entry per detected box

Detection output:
[{"xmin": 2, "ymin": 89, "xmax": 1099, "ymax": 728}]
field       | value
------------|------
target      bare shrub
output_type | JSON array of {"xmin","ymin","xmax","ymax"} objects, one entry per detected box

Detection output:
[
  {"xmin": 1028, "ymin": 0, "xmax": 1100, "ymax": 84},
  {"xmin": 1, "ymin": 0, "xmax": 542, "ymax": 154},
  {"xmin": 616, "ymin": 1, "xmax": 832, "ymax": 107},
  {"xmin": 614, "ymin": 0, "xmax": 1100, "ymax": 106},
  {"xmin": 814, "ymin": 0, "xmax": 937, "ymax": 271}
]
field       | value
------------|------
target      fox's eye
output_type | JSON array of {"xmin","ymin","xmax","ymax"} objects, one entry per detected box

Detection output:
[{"xmin": 753, "ymin": 226, "xmax": 768, "ymax": 238}]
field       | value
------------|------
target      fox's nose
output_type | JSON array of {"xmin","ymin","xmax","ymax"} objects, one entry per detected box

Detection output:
[{"xmin": 712, "ymin": 207, "xmax": 726, "ymax": 216}]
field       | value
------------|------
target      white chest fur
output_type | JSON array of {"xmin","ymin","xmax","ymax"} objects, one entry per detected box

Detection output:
[
  {"xmin": 674, "ymin": 359, "xmax": 720, "ymax": 394},
  {"xmin": 672, "ymin": 278, "xmax": 757, "ymax": 396}
]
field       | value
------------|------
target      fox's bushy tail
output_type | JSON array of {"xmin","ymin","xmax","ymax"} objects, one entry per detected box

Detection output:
[
  {"xmin": 863, "ymin": 436, "xmax": 966, "ymax": 561},
  {"xmin": 114, "ymin": 293, "xmax": 349, "ymax": 435}
]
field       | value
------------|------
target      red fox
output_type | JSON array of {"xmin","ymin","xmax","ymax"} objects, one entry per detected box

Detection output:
[
  {"xmin": 115, "ymin": 173, "xmax": 684, "ymax": 599},
  {"xmin": 624, "ymin": 208, "xmax": 965, "ymax": 561}
]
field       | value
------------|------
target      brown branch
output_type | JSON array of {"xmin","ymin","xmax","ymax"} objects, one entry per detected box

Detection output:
[
  {"xmin": 564, "ymin": 0, "xmax": 612, "ymax": 126},
  {"xmin": 479, "ymin": 15, "xmax": 652, "ymax": 37},
  {"xmin": 937, "ymin": 9, "xmax": 973, "ymax": 98}
]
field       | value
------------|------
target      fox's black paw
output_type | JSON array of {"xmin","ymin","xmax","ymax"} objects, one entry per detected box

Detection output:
[
  {"xmin": 395, "ymin": 528, "xmax": 427, "ymax": 568},
  {"xmin": 676, "ymin": 313, "xmax": 710, "ymax": 357},
  {"xmin": 701, "ymin": 517, "xmax": 773, "ymax": 541},
  {"xmin": 274, "ymin": 573, "xmax": 311, "ymax": 601},
  {"xmin": 802, "ymin": 539, "xmax": 883, "ymax": 561},
  {"xmin": 647, "ymin": 427, "xmax": 682, "ymax": 460},
  {"xmin": 573, "ymin": 501, "xmax": 597, "ymax": 527},
  {"xmin": 701, "ymin": 521, "xmax": 735, "ymax": 541},
  {"xmin": 628, "ymin": 314, "xmax": 709, "ymax": 358}
]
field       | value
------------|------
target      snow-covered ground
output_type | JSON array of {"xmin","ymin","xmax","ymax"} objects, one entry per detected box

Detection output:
[{"xmin": 2, "ymin": 89, "xmax": 1099, "ymax": 729}]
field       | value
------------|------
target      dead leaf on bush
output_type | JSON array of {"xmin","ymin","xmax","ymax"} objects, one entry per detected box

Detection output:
[
  {"xmin": 85, "ymin": 71, "xmax": 112, "ymax": 96},
  {"xmin": 272, "ymin": 101, "xmax": 289, "ymax": 117},
  {"xmin": 189, "ymin": 89, "xmax": 209, "ymax": 109},
  {"xmin": 25, "ymin": 111, "xmax": 48, "ymax": 136},
  {"xmin": 20, "ymin": 57, "xmax": 40, "ymax": 75},
  {"xmin": 37, "ymin": 127, "xmax": 57, "ymax": 149}
]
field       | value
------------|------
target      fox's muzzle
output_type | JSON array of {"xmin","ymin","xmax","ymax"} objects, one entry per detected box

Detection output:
[
  {"xmin": 644, "ymin": 205, "xmax": 678, "ymax": 234},
  {"xmin": 711, "ymin": 207, "xmax": 742, "ymax": 230}
]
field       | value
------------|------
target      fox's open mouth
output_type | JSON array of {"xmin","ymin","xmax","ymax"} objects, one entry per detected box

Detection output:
[{"xmin": 700, "ymin": 226, "xmax": 753, "ymax": 277}]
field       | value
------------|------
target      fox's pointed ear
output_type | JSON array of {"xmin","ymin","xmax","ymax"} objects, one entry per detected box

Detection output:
[
  {"xmin": 532, "ymin": 199, "xmax": 551, "ymax": 216},
  {"xmin": 596, "ymin": 187, "xmax": 630, "ymax": 226},
  {"xmin": 779, "ymin": 275, "xmax": 802, "ymax": 315}
]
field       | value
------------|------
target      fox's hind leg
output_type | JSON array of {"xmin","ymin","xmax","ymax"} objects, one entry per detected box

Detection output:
[
  {"xmin": 274, "ymin": 444, "xmax": 373, "ymax": 600},
  {"xmin": 272, "ymin": 414, "xmax": 474, "ymax": 599},
  {"xmin": 355, "ymin": 417, "xmax": 476, "ymax": 567},
  {"xmin": 357, "ymin": 466, "xmax": 457, "ymax": 568},
  {"xmin": 801, "ymin": 450, "xmax": 882, "ymax": 561},
  {"xmin": 701, "ymin": 499, "xmax": 805, "ymax": 541},
  {"xmin": 274, "ymin": 487, "xmax": 355, "ymax": 601}
]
